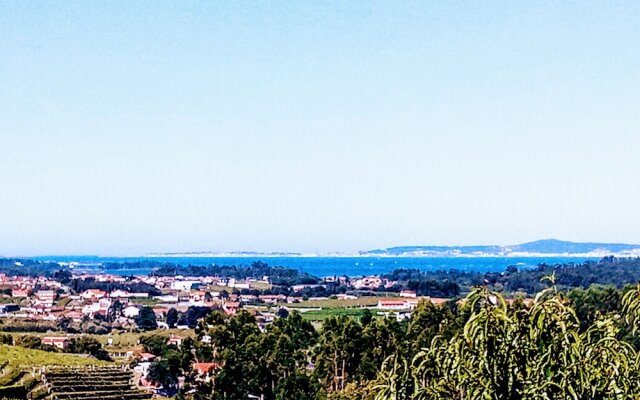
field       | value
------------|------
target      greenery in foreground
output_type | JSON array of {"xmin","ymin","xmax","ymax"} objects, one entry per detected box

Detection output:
[{"xmin": 122, "ymin": 278, "xmax": 640, "ymax": 400}]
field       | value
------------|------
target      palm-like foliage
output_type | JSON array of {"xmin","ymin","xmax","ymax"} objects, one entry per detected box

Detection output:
[{"xmin": 376, "ymin": 276, "xmax": 640, "ymax": 400}]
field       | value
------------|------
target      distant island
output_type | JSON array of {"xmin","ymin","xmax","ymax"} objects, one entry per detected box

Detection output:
[
  {"xmin": 365, "ymin": 239, "xmax": 640, "ymax": 257},
  {"xmin": 148, "ymin": 239, "xmax": 640, "ymax": 258}
]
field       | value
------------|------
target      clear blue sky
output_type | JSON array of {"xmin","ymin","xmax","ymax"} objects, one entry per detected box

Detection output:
[{"xmin": 1, "ymin": 1, "xmax": 639, "ymax": 255}]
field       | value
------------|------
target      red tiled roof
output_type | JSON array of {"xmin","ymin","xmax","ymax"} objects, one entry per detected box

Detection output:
[{"xmin": 193, "ymin": 362, "xmax": 220, "ymax": 374}]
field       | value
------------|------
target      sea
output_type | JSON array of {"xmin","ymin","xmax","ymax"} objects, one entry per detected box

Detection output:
[{"xmin": 32, "ymin": 256, "xmax": 597, "ymax": 278}]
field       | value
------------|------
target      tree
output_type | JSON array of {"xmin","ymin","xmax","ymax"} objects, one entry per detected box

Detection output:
[
  {"xmin": 167, "ymin": 308, "xmax": 179, "ymax": 329},
  {"xmin": 314, "ymin": 316, "xmax": 366, "ymax": 392},
  {"xmin": 374, "ymin": 277, "xmax": 640, "ymax": 400},
  {"xmin": 277, "ymin": 307, "xmax": 290, "ymax": 319},
  {"xmin": 69, "ymin": 337, "xmax": 112, "ymax": 361},
  {"xmin": 148, "ymin": 361, "xmax": 178, "ymax": 394},
  {"xmin": 0, "ymin": 333, "xmax": 13, "ymax": 345},
  {"xmin": 568, "ymin": 285, "xmax": 622, "ymax": 331},
  {"xmin": 107, "ymin": 299, "xmax": 124, "ymax": 323},
  {"xmin": 140, "ymin": 334, "xmax": 169, "ymax": 356},
  {"xmin": 360, "ymin": 309, "xmax": 373, "ymax": 326},
  {"xmin": 15, "ymin": 335, "xmax": 42, "ymax": 349},
  {"xmin": 136, "ymin": 306, "xmax": 158, "ymax": 331}
]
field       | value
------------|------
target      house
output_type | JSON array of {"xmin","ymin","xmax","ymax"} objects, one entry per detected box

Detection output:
[
  {"xmin": 192, "ymin": 363, "xmax": 220, "ymax": 382},
  {"xmin": 404, "ymin": 299, "xmax": 420, "ymax": 309},
  {"xmin": 134, "ymin": 361, "xmax": 153, "ymax": 376},
  {"xmin": 139, "ymin": 377, "xmax": 161, "ymax": 394},
  {"xmin": 123, "ymin": 305, "xmax": 141, "ymax": 318},
  {"xmin": 377, "ymin": 300, "xmax": 409, "ymax": 310},
  {"xmin": 153, "ymin": 307, "xmax": 168, "ymax": 319},
  {"xmin": 42, "ymin": 336, "xmax": 70, "ymax": 350},
  {"xmin": 240, "ymin": 294, "xmax": 258, "ymax": 302},
  {"xmin": 63, "ymin": 311, "xmax": 84, "ymax": 322},
  {"xmin": 35, "ymin": 290, "xmax": 56, "ymax": 303},
  {"xmin": 82, "ymin": 298, "xmax": 112, "ymax": 316},
  {"xmin": 80, "ymin": 289, "xmax": 107, "ymax": 301},
  {"xmin": 167, "ymin": 334, "xmax": 183, "ymax": 347},
  {"xmin": 259, "ymin": 295, "xmax": 286, "ymax": 304},
  {"xmin": 227, "ymin": 279, "xmax": 250, "ymax": 289},
  {"xmin": 171, "ymin": 280, "xmax": 201, "ymax": 291},
  {"xmin": 189, "ymin": 291, "xmax": 207, "ymax": 302},
  {"xmin": 110, "ymin": 290, "xmax": 131, "ymax": 299},
  {"xmin": 223, "ymin": 302, "xmax": 240, "ymax": 316},
  {"xmin": 400, "ymin": 290, "xmax": 417, "ymax": 298},
  {"xmin": 353, "ymin": 277, "xmax": 383, "ymax": 290},
  {"xmin": 12, "ymin": 289, "xmax": 29, "ymax": 298},
  {"xmin": 139, "ymin": 353, "xmax": 156, "ymax": 362}
]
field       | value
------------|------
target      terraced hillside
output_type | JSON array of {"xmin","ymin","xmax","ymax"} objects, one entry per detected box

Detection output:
[
  {"xmin": 0, "ymin": 344, "xmax": 111, "ymax": 400},
  {"xmin": 43, "ymin": 366, "xmax": 152, "ymax": 400}
]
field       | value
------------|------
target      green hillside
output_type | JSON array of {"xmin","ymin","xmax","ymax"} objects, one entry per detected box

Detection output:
[{"xmin": 0, "ymin": 344, "xmax": 108, "ymax": 388}]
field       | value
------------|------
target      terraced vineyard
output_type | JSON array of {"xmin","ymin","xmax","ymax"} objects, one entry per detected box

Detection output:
[{"xmin": 43, "ymin": 366, "xmax": 152, "ymax": 400}]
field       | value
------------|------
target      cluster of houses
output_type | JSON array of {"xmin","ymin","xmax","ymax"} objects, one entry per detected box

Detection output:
[
  {"xmin": 0, "ymin": 272, "xmax": 254, "ymax": 325},
  {"xmin": 0, "ymin": 269, "xmax": 453, "ymax": 330},
  {"xmin": 0, "ymin": 272, "xmax": 329, "ymax": 326}
]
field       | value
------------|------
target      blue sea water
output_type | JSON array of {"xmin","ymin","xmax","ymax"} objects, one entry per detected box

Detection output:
[{"xmin": 32, "ymin": 256, "xmax": 596, "ymax": 277}]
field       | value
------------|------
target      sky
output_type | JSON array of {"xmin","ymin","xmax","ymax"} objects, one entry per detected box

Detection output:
[{"xmin": 1, "ymin": 1, "xmax": 640, "ymax": 255}]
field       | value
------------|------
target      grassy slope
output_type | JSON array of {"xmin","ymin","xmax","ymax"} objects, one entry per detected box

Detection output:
[
  {"xmin": 0, "ymin": 344, "xmax": 108, "ymax": 368},
  {"xmin": 8, "ymin": 329, "xmax": 194, "ymax": 351},
  {"xmin": 0, "ymin": 344, "xmax": 108, "ymax": 386}
]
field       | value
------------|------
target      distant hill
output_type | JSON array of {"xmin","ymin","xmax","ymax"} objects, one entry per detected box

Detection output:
[{"xmin": 364, "ymin": 239, "xmax": 640, "ymax": 257}]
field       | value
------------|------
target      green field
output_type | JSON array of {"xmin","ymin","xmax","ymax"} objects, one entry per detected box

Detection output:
[
  {"xmin": 287, "ymin": 297, "xmax": 381, "ymax": 308},
  {"xmin": 285, "ymin": 296, "xmax": 416, "ymax": 321},
  {"xmin": 298, "ymin": 308, "xmax": 373, "ymax": 321},
  {"xmin": 9, "ymin": 329, "xmax": 194, "ymax": 352},
  {"xmin": 130, "ymin": 297, "xmax": 161, "ymax": 306},
  {"xmin": 0, "ymin": 344, "xmax": 108, "ymax": 368},
  {"xmin": 100, "ymin": 329, "xmax": 194, "ymax": 351}
]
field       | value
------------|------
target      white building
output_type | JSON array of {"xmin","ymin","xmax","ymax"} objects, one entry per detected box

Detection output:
[
  {"xmin": 171, "ymin": 281, "xmax": 201, "ymax": 291},
  {"xmin": 123, "ymin": 305, "xmax": 141, "ymax": 318}
]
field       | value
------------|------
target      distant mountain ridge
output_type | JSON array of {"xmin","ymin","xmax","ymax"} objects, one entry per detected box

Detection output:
[{"xmin": 365, "ymin": 239, "xmax": 640, "ymax": 257}]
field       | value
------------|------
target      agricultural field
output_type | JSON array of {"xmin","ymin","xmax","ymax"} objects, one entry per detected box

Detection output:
[
  {"xmin": 287, "ymin": 295, "xmax": 417, "ymax": 309},
  {"xmin": 298, "ymin": 308, "xmax": 372, "ymax": 321},
  {"xmin": 0, "ymin": 345, "xmax": 106, "ymax": 372},
  {"xmin": 99, "ymin": 329, "xmax": 194, "ymax": 351},
  {"xmin": 8, "ymin": 329, "xmax": 194, "ymax": 352},
  {"xmin": 129, "ymin": 297, "xmax": 161, "ymax": 306},
  {"xmin": 44, "ymin": 366, "xmax": 152, "ymax": 400},
  {"xmin": 0, "ymin": 343, "xmax": 109, "ymax": 399},
  {"xmin": 284, "ymin": 296, "xmax": 420, "ymax": 321}
]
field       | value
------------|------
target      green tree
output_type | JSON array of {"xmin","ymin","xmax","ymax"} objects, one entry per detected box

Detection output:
[
  {"xmin": 375, "ymin": 277, "xmax": 640, "ymax": 400},
  {"xmin": 69, "ymin": 336, "xmax": 112, "ymax": 361},
  {"xmin": 0, "ymin": 333, "xmax": 13, "ymax": 345},
  {"xmin": 167, "ymin": 308, "xmax": 179, "ymax": 329},
  {"xmin": 140, "ymin": 334, "xmax": 169, "ymax": 356},
  {"xmin": 136, "ymin": 306, "xmax": 158, "ymax": 331},
  {"xmin": 15, "ymin": 335, "xmax": 42, "ymax": 349}
]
